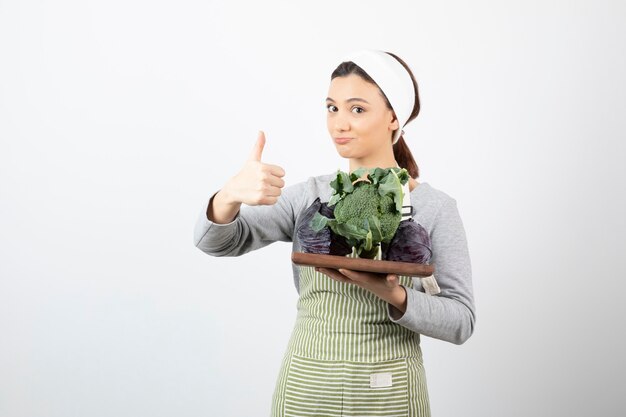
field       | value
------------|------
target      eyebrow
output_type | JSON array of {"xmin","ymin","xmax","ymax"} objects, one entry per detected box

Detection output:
[{"xmin": 326, "ymin": 97, "xmax": 370, "ymax": 104}]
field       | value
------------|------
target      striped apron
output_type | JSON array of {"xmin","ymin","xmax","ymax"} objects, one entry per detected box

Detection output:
[{"xmin": 270, "ymin": 249, "xmax": 431, "ymax": 417}]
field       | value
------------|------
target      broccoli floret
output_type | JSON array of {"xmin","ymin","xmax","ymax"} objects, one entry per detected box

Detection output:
[
  {"xmin": 334, "ymin": 184, "xmax": 379, "ymax": 223},
  {"xmin": 334, "ymin": 183, "xmax": 402, "ymax": 243},
  {"xmin": 378, "ymin": 194, "xmax": 402, "ymax": 242}
]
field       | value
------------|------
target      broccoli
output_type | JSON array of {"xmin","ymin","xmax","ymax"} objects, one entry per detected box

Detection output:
[
  {"xmin": 310, "ymin": 167, "xmax": 409, "ymax": 259},
  {"xmin": 333, "ymin": 183, "xmax": 401, "ymax": 243}
]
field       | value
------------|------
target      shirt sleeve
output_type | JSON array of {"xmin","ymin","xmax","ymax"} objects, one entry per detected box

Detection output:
[
  {"xmin": 387, "ymin": 197, "xmax": 476, "ymax": 345},
  {"xmin": 193, "ymin": 181, "xmax": 306, "ymax": 257}
]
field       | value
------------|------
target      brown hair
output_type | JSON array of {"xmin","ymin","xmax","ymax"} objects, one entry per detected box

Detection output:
[{"xmin": 330, "ymin": 52, "xmax": 421, "ymax": 178}]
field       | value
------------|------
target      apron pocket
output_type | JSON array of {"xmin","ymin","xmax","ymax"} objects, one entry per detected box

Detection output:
[
  {"xmin": 284, "ymin": 354, "xmax": 409, "ymax": 417},
  {"xmin": 341, "ymin": 358, "xmax": 409, "ymax": 417}
]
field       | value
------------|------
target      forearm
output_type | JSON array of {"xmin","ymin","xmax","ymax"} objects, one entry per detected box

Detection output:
[
  {"xmin": 390, "ymin": 287, "xmax": 475, "ymax": 344},
  {"xmin": 194, "ymin": 181, "xmax": 304, "ymax": 257},
  {"xmin": 375, "ymin": 285, "xmax": 407, "ymax": 320}
]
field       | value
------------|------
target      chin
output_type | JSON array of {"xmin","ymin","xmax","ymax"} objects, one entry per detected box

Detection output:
[{"xmin": 335, "ymin": 149, "xmax": 355, "ymax": 159}]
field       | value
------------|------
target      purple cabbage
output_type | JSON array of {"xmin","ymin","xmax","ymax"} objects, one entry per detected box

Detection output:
[
  {"xmin": 297, "ymin": 198, "xmax": 352, "ymax": 256},
  {"xmin": 381, "ymin": 219, "xmax": 432, "ymax": 264}
]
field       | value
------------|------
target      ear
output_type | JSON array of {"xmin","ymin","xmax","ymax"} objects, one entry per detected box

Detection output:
[{"xmin": 389, "ymin": 113, "xmax": 400, "ymax": 131}]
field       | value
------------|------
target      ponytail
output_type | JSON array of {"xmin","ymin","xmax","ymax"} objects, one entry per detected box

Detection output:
[{"xmin": 393, "ymin": 136, "xmax": 419, "ymax": 178}]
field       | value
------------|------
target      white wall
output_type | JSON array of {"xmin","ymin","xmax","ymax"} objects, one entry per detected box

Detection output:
[{"xmin": 1, "ymin": 1, "xmax": 625, "ymax": 416}]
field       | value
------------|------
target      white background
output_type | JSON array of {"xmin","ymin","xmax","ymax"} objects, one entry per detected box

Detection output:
[{"xmin": 1, "ymin": 1, "xmax": 625, "ymax": 416}]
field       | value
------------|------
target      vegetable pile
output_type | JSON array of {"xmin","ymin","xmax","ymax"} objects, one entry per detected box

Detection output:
[{"xmin": 296, "ymin": 167, "xmax": 432, "ymax": 263}]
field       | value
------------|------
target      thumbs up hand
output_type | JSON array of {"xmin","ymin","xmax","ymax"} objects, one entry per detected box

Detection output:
[{"xmin": 223, "ymin": 131, "xmax": 286, "ymax": 206}]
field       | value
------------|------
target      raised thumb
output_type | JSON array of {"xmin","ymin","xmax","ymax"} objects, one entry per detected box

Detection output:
[{"xmin": 249, "ymin": 130, "xmax": 266, "ymax": 161}]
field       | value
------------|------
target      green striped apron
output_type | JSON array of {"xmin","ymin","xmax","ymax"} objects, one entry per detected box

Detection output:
[{"xmin": 270, "ymin": 249, "xmax": 431, "ymax": 417}]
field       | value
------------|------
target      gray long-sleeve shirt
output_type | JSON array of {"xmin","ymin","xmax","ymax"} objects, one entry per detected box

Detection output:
[{"xmin": 193, "ymin": 172, "xmax": 476, "ymax": 345}]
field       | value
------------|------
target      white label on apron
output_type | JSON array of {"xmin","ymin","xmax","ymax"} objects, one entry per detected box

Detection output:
[
  {"xmin": 421, "ymin": 274, "xmax": 441, "ymax": 295},
  {"xmin": 370, "ymin": 372, "xmax": 393, "ymax": 388}
]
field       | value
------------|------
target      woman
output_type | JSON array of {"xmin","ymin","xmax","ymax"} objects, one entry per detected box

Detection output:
[{"xmin": 193, "ymin": 49, "xmax": 475, "ymax": 417}]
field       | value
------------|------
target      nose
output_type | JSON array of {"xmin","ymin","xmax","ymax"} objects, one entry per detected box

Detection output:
[{"xmin": 333, "ymin": 112, "xmax": 350, "ymax": 133}]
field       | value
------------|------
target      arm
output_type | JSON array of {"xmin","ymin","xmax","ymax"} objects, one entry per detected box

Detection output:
[
  {"xmin": 193, "ymin": 130, "xmax": 303, "ymax": 256},
  {"xmin": 388, "ymin": 198, "xmax": 476, "ymax": 344},
  {"xmin": 193, "ymin": 181, "xmax": 305, "ymax": 257}
]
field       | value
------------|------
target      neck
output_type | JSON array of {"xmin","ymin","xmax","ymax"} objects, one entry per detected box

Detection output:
[{"xmin": 348, "ymin": 152, "xmax": 398, "ymax": 174}]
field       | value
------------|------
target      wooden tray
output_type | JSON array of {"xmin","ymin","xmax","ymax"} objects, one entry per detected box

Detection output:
[{"xmin": 291, "ymin": 252, "xmax": 434, "ymax": 277}]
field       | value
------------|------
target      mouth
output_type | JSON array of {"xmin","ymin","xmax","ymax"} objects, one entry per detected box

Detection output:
[{"xmin": 334, "ymin": 137, "xmax": 353, "ymax": 145}]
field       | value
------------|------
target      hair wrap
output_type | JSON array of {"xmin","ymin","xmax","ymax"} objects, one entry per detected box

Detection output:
[{"xmin": 339, "ymin": 50, "xmax": 415, "ymax": 144}]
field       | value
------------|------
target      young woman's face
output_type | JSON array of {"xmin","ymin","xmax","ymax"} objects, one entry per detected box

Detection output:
[{"xmin": 326, "ymin": 74, "xmax": 399, "ymax": 160}]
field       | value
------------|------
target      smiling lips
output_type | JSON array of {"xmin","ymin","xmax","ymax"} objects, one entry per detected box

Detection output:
[{"xmin": 334, "ymin": 137, "xmax": 353, "ymax": 144}]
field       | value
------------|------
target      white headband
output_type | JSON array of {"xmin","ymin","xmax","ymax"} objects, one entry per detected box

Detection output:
[{"xmin": 339, "ymin": 50, "xmax": 415, "ymax": 144}]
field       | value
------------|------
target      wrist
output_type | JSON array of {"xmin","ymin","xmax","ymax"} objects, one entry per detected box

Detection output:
[
  {"xmin": 216, "ymin": 184, "xmax": 239, "ymax": 206},
  {"xmin": 206, "ymin": 186, "xmax": 242, "ymax": 224}
]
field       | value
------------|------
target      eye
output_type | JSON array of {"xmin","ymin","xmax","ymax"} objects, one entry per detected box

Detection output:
[
  {"xmin": 326, "ymin": 104, "xmax": 338, "ymax": 113},
  {"xmin": 352, "ymin": 106, "xmax": 364, "ymax": 114}
]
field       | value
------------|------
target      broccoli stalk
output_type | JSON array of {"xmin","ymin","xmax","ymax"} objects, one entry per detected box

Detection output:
[{"xmin": 310, "ymin": 167, "xmax": 410, "ymax": 259}]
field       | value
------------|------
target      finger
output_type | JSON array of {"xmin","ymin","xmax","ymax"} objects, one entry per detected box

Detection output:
[
  {"xmin": 265, "ymin": 174, "xmax": 285, "ymax": 188},
  {"xmin": 337, "ymin": 268, "xmax": 359, "ymax": 280},
  {"xmin": 339, "ymin": 268, "xmax": 384, "ymax": 281},
  {"xmin": 264, "ymin": 163, "xmax": 286, "ymax": 178},
  {"xmin": 337, "ymin": 268, "xmax": 371, "ymax": 284},
  {"xmin": 248, "ymin": 130, "xmax": 266, "ymax": 161},
  {"xmin": 317, "ymin": 267, "xmax": 350, "ymax": 283},
  {"xmin": 263, "ymin": 185, "xmax": 282, "ymax": 198}
]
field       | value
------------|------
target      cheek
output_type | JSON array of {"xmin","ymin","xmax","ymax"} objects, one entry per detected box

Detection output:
[
  {"xmin": 360, "ymin": 115, "xmax": 389, "ymax": 145},
  {"xmin": 355, "ymin": 115, "xmax": 378, "ymax": 135},
  {"xmin": 351, "ymin": 115, "xmax": 367, "ymax": 130},
  {"xmin": 367, "ymin": 113, "xmax": 390, "ymax": 134},
  {"xmin": 326, "ymin": 112, "xmax": 338, "ymax": 130}
]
